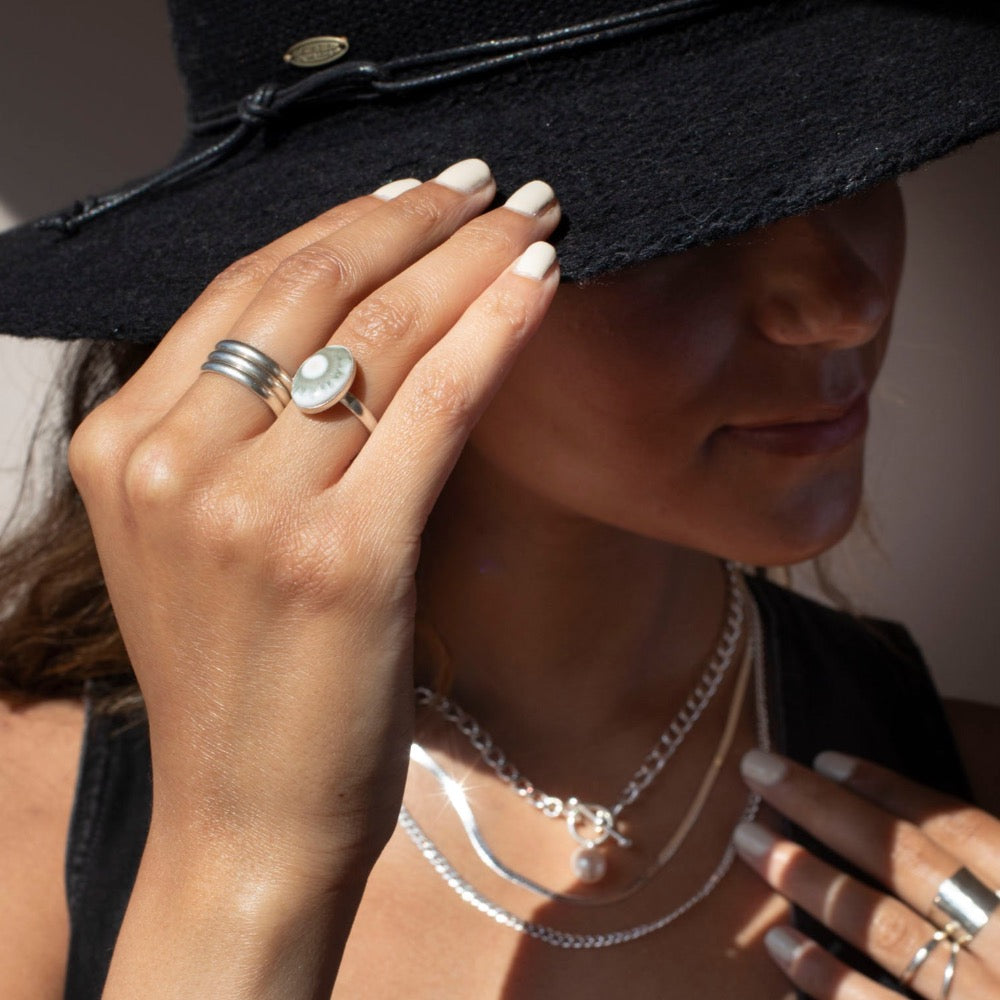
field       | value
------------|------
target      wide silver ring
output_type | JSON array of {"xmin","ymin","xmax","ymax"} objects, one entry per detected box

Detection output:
[
  {"xmin": 291, "ymin": 345, "xmax": 378, "ymax": 432},
  {"xmin": 200, "ymin": 339, "xmax": 292, "ymax": 418},
  {"xmin": 930, "ymin": 867, "xmax": 1000, "ymax": 944}
]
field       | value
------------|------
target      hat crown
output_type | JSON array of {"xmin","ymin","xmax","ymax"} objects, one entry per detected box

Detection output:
[{"xmin": 168, "ymin": 0, "xmax": 665, "ymax": 121}]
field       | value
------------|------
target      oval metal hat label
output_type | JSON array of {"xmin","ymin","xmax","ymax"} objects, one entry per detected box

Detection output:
[{"xmin": 284, "ymin": 35, "xmax": 350, "ymax": 69}]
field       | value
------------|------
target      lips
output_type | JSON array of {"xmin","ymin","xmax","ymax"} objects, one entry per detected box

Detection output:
[{"xmin": 721, "ymin": 393, "xmax": 869, "ymax": 456}]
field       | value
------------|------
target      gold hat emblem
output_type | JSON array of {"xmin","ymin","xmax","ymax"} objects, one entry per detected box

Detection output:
[{"xmin": 284, "ymin": 36, "xmax": 350, "ymax": 69}]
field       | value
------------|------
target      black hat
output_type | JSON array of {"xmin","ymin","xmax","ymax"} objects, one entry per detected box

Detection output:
[{"xmin": 1, "ymin": 0, "xmax": 999, "ymax": 343}]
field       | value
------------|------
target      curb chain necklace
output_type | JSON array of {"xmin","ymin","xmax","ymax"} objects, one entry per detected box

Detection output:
[
  {"xmin": 397, "ymin": 569, "xmax": 771, "ymax": 949},
  {"xmin": 415, "ymin": 560, "xmax": 744, "ymax": 884},
  {"xmin": 408, "ymin": 599, "xmax": 754, "ymax": 905}
]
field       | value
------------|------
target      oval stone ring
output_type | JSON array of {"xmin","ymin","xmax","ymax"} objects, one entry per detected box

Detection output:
[{"xmin": 291, "ymin": 345, "xmax": 378, "ymax": 431}]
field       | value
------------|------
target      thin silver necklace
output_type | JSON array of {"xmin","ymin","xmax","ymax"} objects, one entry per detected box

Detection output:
[
  {"xmin": 397, "ymin": 583, "xmax": 769, "ymax": 949},
  {"xmin": 415, "ymin": 560, "xmax": 744, "ymax": 883},
  {"xmin": 408, "ymin": 601, "xmax": 755, "ymax": 905}
]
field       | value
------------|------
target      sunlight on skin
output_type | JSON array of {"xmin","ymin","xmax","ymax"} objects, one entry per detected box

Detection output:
[{"xmin": 732, "ymin": 892, "xmax": 790, "ymax": 952}]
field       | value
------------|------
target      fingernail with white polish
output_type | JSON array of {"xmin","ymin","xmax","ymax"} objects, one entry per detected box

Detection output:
[
  {"xmin": 741, "ymin": 749, "xmax": 788, "ymax": 786},
  {"xmin": 814, "ymin": 750, "xmax": 858, "ymax": 782},
  {"xmin": 433, "ymin": 158, "xmax": 493, "ymax": 194},
  {"xmin": 512, "ymin": 242, "xmax": 557, "ymax": 280},
  {"xmin": 504, "ymin": 180, "xmax": 557, "ymax": 217},
  {"xmin": 372, "ymin": 177, "xmax": 422, "ymax": 201},
  {"xmin": 733, "ymin": 821, "xmax": 777, "ymax": 858},
  {"xmin": 764, "ymin": 927, "xmax": 804, "ymax": 968}
]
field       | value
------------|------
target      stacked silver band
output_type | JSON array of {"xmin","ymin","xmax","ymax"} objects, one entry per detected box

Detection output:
[{"xmin": 201, "ymin": 339, "xmax": 292, "ymax": 417}]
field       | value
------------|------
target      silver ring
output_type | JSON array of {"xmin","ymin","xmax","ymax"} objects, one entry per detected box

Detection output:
[
  {"xmin": 291, "ymin": 345, "xmax": 378, "ymax": 432},
  {"xmin": 931, "ymin": 867, "xmax": 1000, "ymax": 944},
  {"xmin": 900, "ymin": 928, "xmax": 948, "ymax": 987},
  {"xmin": 200, "ymin": 340, "xmax": 292, "ymax": 418}
]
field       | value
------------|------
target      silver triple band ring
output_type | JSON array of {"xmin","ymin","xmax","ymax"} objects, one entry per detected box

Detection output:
[
  {"xmin": 200, "ymin": 340, "xmax": 377, "ymax": 431},
  {"xmin": 201, "ymin": 339, "xmax": 292, "ymax": 418}
]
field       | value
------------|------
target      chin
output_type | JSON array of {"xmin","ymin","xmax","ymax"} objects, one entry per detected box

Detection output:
[{"xmin": 713, "ymin": 466, "xmax": 865, "ymax": 569}]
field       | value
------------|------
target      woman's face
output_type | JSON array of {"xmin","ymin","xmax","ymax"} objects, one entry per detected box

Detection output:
[{"xmin": 468, "ymin": 180, "xmax": 906, "ymax": 565}]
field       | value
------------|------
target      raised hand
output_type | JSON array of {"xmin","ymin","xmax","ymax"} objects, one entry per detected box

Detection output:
[
  {"xmin": 736, "ymin": 750, "xmax": 1000, "ymax": 999},
  {"xmin": 67, "ymin": 158, "xmax": 560, "ymax": 997}
]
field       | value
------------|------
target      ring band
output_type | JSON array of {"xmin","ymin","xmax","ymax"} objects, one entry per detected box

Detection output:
[
  {"xmin": 291, "ymin": 345, "xmax": 378, "ymax": 432},
  {"xmin": 931, "ymin": 867, "xmax": 1000, "ymax": 944},
  {"xmin": 200, "ymin": 340, "xmax": 292, "ymax": 418},
  {"xmin": 900, "ymin": 929, "xmax": 961, "ymax": 998},
  {"xmin": 900, "ymin": 928, "xmax": 948, "ymax": 987}
]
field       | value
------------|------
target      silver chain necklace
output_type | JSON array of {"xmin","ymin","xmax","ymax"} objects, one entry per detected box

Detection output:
[
  {"xmin": 408, "ymin": 603, "xmax": 755, "ymax": 905},
  {"xmin": 397, "ymin": 589, "xmax": 769, "ymax": 949},
  {"xmin": 415, "ymin": 560, "xmax": 744, "ymax": 883}
]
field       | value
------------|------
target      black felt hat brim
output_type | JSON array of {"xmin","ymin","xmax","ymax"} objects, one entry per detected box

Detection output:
[{"xmin": 2, "ymin": 2, "xmax": 999, "ymax": 343}]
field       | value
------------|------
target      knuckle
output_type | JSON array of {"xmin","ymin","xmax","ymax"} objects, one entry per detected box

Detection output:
[
  {"xmin": 209, "ymin": 251, "xmax": 280, "ymax": 297},
  {"xmin": 121, "ymin": 432, "xmax": 197, "ymax": 514},
  {"xmin": 931, "ymin": 807, "xmax": 990, "ymax": 850},
  {"xmin": 68, "ymin": 400, "xmax": 127, "ymax": 493},
  {"xmin": 346, "ymin": 292, "xmax": 424, "ymax": 351},
  {"xmin": 270, "ymin": 244, "xmax": 356, "ymax": 301},
  {"xmin": 411, "ymin": 360, "xmax": 476, "ymax": 425},
  {"xmin": 888, "ymin": 821, "xmax": 939, "ymax": 880},
  {"xmin": 868, "ymin": 901, "xmax": 917, "ymax": 955},
  {"xmin": 461, "ymin": 221, "xmax": 520, "ymax": 260},
  {"xmin": 392, "ymin": 190, "xmax": 447, "ymax": 229},
  {"xmin": 479, "ymin": 286, "xmax": 530, "ymax": 336}
]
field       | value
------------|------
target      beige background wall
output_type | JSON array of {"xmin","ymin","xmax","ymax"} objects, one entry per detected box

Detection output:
[{"xmin": 2, "ymin": 3, "xmax": 999, "ymax": 704}]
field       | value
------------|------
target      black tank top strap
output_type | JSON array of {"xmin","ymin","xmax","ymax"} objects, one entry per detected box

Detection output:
[{"xmin": 63, "ymin": 688, "xmax": 151, "ymax": 1000}]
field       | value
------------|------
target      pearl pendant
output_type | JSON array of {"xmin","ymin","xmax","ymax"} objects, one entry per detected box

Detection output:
[{"xmin": 573, "ymin": 846, "xmax": 608, "ymax": 883}]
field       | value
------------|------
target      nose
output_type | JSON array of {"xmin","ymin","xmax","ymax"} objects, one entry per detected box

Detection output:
[{"xmin": 747, "ymin": 213, "xmax": 892, "ymax": 350}]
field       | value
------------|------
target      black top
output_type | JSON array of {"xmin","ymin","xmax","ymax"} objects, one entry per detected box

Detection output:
[{"xmin": 62, "ymin": 576, "xmax": 969, "ymax": 998}]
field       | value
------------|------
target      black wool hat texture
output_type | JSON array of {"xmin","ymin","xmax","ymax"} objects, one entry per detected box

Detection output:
[{"xmin": 1, "ymin": 0, "xmax": 999, "ymax": 343}]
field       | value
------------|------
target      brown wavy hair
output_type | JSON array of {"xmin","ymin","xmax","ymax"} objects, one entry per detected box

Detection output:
[{"xmin": 0, "ymin": 340, "xmax": 149, "ymax": 714}]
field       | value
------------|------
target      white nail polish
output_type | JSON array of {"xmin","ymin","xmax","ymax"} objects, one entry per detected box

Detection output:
[
  {"xmin": 432, "ymin": 158, "xmax": 493, "ymax": 194},
  {"xmin": 814, "ymin": 750, "xmax": 858, "ymax": 782},
  {"xmin": 764, "ymin": 927, "xmax": 803, "ymax": 967},
  {"xmin": 733, "ymin": 821, "xmax": 777, "ymax": 858},
  {"xmin": 372, "ymin": 177, "xmax": 421, "ymax": 201},
  {"xmin": 512, "ymin": 242, "xmax": 557, "ymax": 281},
  {"xmin": 741, "ymin": 749, "xmax": 788, "ymax": 786},
  {"xmin": 504, "ymin": 180, "xmax": 557, "ymax": 217}
]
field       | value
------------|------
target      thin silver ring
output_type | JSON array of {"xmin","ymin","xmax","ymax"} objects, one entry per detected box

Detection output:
[
  {"xmin": 899, "ymin": 928, "xmax": 948, "ymax": 987},
  {"xmin": 291, "ymin": 345, "xmax": 378, "ymax": 432},
  {"xmin": 930, "ymin": 867, "xmax": 1000, "ymax": 944},
  {"xmin": 200, "ymin": 340, "xmax": 292, "ymax": 418}
]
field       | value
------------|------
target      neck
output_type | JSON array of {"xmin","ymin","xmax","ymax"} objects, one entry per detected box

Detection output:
[{"xmin": 416, "ymin": 450, "xmax": 731, "ymax": 764}]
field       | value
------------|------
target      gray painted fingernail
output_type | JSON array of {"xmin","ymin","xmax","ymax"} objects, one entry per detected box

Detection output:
[
  {"xmin": 733, "ymin": 821, "xmax": 777, "ymax": 858},
  {"xmin": 741, "ymin": 749, "xmax": 788, "ymax": 786},
  {"xmin": 764, "ymin": 927, "xmax": 804, "ymax": 967},
  {"xmin": 814, "ymin": 750, "xmax": 858, "ymax": 782}
]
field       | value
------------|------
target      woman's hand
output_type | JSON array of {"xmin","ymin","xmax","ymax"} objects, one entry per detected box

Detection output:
[
  {"xmin": 735, "ymin": 750, "xmax": 1000, "ymax": 999},
  {"xmin": 66, "ymin": 158, "xmax": 561, "ymax": 996}
]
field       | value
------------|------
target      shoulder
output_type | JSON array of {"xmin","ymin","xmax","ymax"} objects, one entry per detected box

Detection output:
[
  {"xmin": 943, "ymin": 698, "xmax": 1000, "ymax": 814},
  {"xmin": 0, "ymin": 696, "xmax": 84, "ymax": 1000}
]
